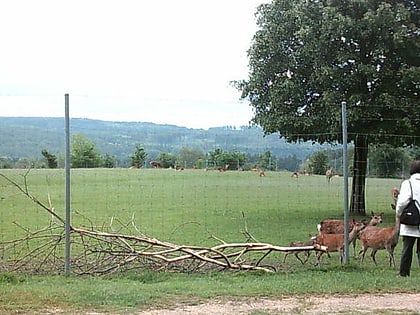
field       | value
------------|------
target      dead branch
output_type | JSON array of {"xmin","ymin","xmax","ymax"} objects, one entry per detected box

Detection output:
[{"xmin": 0, "ymin": 172, "xmax": 326, "ymax": 275}]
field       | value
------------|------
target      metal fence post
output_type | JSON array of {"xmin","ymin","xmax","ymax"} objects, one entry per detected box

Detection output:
[
  {"xmin": 65, "ymin": 94, "xmax": 71, "ymax": 275},
  {"xmin": 342, "ymin": 101, "xmax": 349, "ymax": 263}
]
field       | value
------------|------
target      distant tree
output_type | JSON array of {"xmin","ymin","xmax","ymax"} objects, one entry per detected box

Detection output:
[
  {"xmin": 236, "ymin": 0, "xmax": 419, "ymax": 214},
  {"xmin": 71, "ymin": 134, "xmax": 102, "ymax": 168},
  {"xmin": 102, "ymin": 153, "xmax": 116, "ymax": 168},
  {"xmin": 227, "ymin": 149, "xmax": 247, "ymax": 170},
  {"xmin": 158, "ymin": 152, "xmax": 177, "ymax": 168},
  {"xmin": 277, "ymin": 154, "xmax": 300, "ymax": 172},
  {"xmin": 130, "ymin": 144, "xmax": 148, "ymax": 168},
  {"xmin": 41, "ymin": 149, "xmax": 58, "ymax": 169},
  {"xmin": 369, "ymin": 144, "xmax": 408, "ymax": 178},
  {"xmin": 177, "ymin": 147, "xmax": 206, "ymax": 168},
  {"xmin": 207, "ymin": 148, "xmax": 225, "ymax": 168},
  {"xmin": 0, "ymin": 157, "xmax": 13, "ymax": 169},
  {"xmin": 208, "ymin": 148, "xmax": 246, "ymax": 170},
  {"xmin": 257, "ymin": 151, "xmax": 275, "ymax": 171},
  {"xmin": 308, "ymin": 151, "xmax": 329, "ymax": 175}
]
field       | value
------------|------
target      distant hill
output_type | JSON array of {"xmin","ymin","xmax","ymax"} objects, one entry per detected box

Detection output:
[{"xmin": 0, "ymin": 117, "xmax": 326, "ymax": 164}]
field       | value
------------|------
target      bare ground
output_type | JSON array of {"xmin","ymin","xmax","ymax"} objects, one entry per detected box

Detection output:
[{"xmin": 136, "ymin": 293, "xmax": 420, "ymax": 314}]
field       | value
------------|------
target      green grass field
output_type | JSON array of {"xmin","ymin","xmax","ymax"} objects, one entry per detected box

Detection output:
[{"xmin": 0, "ymin": 168, "xmax": 417, "ymax": 313}]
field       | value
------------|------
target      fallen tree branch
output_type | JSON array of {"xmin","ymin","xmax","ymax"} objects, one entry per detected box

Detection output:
[{"xmin": 0, "ymin": 172, "xmax": 326, "ymax": 275}]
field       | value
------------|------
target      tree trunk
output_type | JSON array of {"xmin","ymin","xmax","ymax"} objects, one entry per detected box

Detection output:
[{"xmin": 350, "ymin": 135, "xmax": 368, "ymax": 215}]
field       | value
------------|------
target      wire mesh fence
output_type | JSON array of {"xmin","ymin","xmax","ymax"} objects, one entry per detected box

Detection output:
[{"xmin": 0, "ymin": 100, "xmax": 419, "ymax": 273}]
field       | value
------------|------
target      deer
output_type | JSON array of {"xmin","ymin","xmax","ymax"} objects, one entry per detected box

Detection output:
[
  {"xmin": 325, "ymin": 167, "xmax": 333, "ymax": 183},
  {"xmin": 317, "ymin": 211, "xmax": 384, "ymax": 256},
  {"xmin": 150, "ymin": 161, "xmax": 161, "ymax": 168},
  {"xmin": 390, "ymin": 187, "xmax": 399, "ymax": 210},
  {"xmin": 358, "ymin": 216, "xmax": 400, "ymax": 267},
  {"xmin": 313, "ymin": 220, "xmax": 366, "ymax": 265},
  {"xmin": 218, "ymin": 164, "xmax": 230, "ymax": 172},
  {"xmin": 283, "ymin": 240, "xmax": 314, "ymax": 265}
]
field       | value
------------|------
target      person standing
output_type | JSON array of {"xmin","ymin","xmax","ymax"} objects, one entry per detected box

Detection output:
[{"xmin": 396, "ymin": 160, "xmax": 420, "ymax": 277}]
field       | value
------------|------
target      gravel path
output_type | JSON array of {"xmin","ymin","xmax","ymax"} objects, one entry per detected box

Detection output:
[{"xmin": 138, "ymin": 293, "xmax": 420, "ymax": 314}]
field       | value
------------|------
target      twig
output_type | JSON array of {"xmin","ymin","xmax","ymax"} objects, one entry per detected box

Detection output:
[{"xmin": 0, "ymin": 173, "xmax": 66, "ymax": 225}]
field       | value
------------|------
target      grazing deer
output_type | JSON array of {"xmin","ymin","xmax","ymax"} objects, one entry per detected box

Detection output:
[
  {"xmin": 150, "ymin": 161, "xmax": 161, "ymax": 168},
  {"xmin": 218, "ymin": 164, "xmax": 230, "ymax": 172}
]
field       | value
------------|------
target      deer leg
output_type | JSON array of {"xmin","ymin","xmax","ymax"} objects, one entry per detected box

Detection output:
[
  {"xmin": 294, "ymin": 253, "xmax": 305, "ymax": 265},
  {"xmin": 315, "ymin": 252, "xmax": 323, "ymax": 266},
  {"xmin": 389, "ymin": 252, "xmax": 395, "ymax": 267},
  {"xmin": 388, "ymin": 247, "xmax": 396, "ymax": 267},
  {"xmin": 371, "ymin": 250, "xmax": 378, "ymax": 265},
  {"xmin": 302, "ymin": 251, "xmax": 311, "ymax": 264},
  {"xmin": 359, "ymin": 248, "xmax": 367, "ymax": 263},
  {"xmin": 351, "ymin": 238, "xmax": 356, "ymax": 257}
]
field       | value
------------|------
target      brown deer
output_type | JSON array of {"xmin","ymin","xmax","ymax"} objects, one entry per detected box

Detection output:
[
  {"xmin": 218, "ymin": 164, "xmax": 230, "ymax": 172},
  {"xmin": 283, "ymin": 240, "xmax": 314, "ymax": 265},
  {"xmin": 313, "ymin": 220, "xmax": 366, "ymax": 265},
  {"xmin": 390, "ymin": 187, "xmax": 400, "ymax": 210},
  {"xmin": 317, "ymin": 212, "xmax": 383, "ymax": 256},
  {"xmin": 318, "ymin": 212, "xmax": 383, "ymax": 234},
  {"xmin": 358, "ymin": 216, "xmax": 400, "ymax": 267},
  {"xmin": 326, "ymin": 167, "xmax": 333, "ymax": 183},
  {"xmin": 150, "ymin": 161, "xmax": 161, "ymax": 168}
]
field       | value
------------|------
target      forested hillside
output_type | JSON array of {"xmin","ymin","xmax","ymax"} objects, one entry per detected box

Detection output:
[{"xmin": 0, "ymin": 117, "xmax": 326, "ymax": 165}]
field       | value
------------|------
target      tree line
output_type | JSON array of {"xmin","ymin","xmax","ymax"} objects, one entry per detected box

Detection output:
[{"xmin": 2, "ymin": 133, "xmax": 419, "ymax": 178}]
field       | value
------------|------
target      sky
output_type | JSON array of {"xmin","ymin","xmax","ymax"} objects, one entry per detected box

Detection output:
[{"xmin": 0, "ymin": 0, "xmax": 268, "ymax": 129}]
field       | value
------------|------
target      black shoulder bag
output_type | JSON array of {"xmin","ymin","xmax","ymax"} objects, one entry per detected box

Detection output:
[{"xmin": 399, "ymin": 181, "xmax": 420, "ymax": 226}]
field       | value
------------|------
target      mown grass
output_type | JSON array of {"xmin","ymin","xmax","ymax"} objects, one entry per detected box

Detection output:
[{"xmin": 0, "ymin": 168, "xmax": 413, "ymax": 314}]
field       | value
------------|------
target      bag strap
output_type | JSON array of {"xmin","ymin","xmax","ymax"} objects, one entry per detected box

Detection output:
[
  {"xmin": 408, "ymin": 180, "xmax": 420, "ymax": 210},
  {"xmin": 408, "ymin": 180, "xmax": 413, "ymax": 199}
]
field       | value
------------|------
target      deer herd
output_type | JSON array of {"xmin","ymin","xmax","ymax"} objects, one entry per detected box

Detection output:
[{"xmin": 286, "ymin": 209, "xmax": 402, "ymax": 267}]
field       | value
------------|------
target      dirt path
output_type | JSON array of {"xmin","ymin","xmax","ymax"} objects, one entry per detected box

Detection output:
[{"xmin": 139, "ymin": 293, "xmax": 420, "ymax": 314}]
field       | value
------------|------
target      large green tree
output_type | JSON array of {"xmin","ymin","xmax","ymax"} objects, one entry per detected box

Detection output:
[
  {"xmin": 71, "ymin": 134, "xmax": 102, "ymax": 168},
  {"xmin": 237, "ymin": 0, "xmax": 419, "ymax": 214}
]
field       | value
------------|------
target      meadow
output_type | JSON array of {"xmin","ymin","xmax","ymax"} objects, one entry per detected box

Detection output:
[{"xmin": 0, "ymin": 168, "xmax": 418, "ymax": 313}]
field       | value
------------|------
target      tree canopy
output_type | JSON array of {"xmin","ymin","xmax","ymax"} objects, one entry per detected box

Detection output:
[
  {"xmin": 238, "ymin": 0, "xmax": 419, "ymax": 145},
  {"xmin": 130, "ymin": 144, "xmax": 148, "ymax": 168},
  {"xmin": 71, "ymin": 134, "xmax": 102, "ymax": 168}
]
